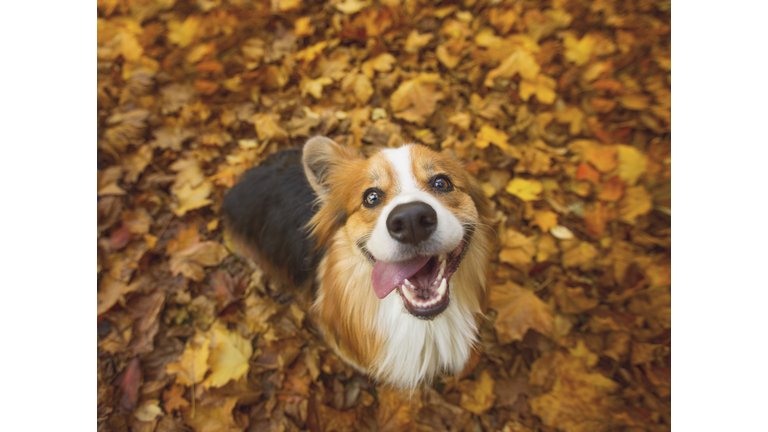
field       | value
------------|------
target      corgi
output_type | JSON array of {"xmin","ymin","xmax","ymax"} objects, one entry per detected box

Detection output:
[{"xmin": 222, "ymin": 137, "xmax": 494, "ymax": 389}]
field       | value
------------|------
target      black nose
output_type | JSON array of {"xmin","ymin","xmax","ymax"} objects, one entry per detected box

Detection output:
[{"xmin": 386, "ymin": 202, "xmax": 437, "ymax": 244}]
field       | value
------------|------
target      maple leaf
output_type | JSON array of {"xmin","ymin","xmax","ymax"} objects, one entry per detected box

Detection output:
[
  {"xmin": 333, "ymin": 0, "xmax": 368, "ymax": 14},
  {"xmin": 458, "ymin": 370, "xmax": 496, "ymax": 414},
  {"xmin": 361, "ymin": 53, "xmax": 396, "ymax": 77},
  {"xmin": 167, "ymin": 333, "xmax": 210, "ymax": 386},
  {"xmin": 475, "ymin": 125, "xmax": 510, "ymax": 151},
  {"xmin": 150, "ymin": 124, "xmax": 195, "ymax": 151},
  {"xmin": 530, "ymin": 342, "xmax": 626, "ymax": 432},
  {"xmin": 203, "ymin": 323, "xmax": 253, "ymax": 389},
  {"xmin": 167, "ymin": 16, "xmax": 200, "ymax": 48},
  {"xmin": 520, "ymin": 75, "xmax": 557, "ymax": 104},
  {"xmin": 377, "ymin": 386, "xmax": 421, "ymax": 432},
  {"xmin": 301, "ymin": 76, "xmax": 334, "ymax": 99},
  {"xmin": 162, "ymin": 383, "xmax": 190, "ymax": 413},
  {"xmin": 122, "ymin": 145, "xmax": 153, "ymax": 183},
  {"xmin": 485, "ymin": 50, "xmax": 540, "ymax": 86},
  {"xmin": 184, "ymin": 396, "xmax": 242, "ymax": 432},
  {"xmin": 490, "ymin": 281, "xmax": 553, "ymax": 344},
  {"xmin": 576, "ymin": 162, "xmax": 601, "ymax": 185},
  {"xmin": 561, "ymin": 240, "xmax": 598, "ymax": 271},
  {"xmin": 404, "ymin": 30, "xmax": 434, "ymax": 53},
  {"xmin": 98, "ymin": 166, "xmax": 126, "ymax": 196},
  {"xmin": 597, "ymin": 176, "xmax": 625, "ymax": 201},
  {"xmin": 619, "ymin": 186, "xmax": 653, "ymax": 223},
  {"xmin": 168, "ymin": 227, "xmax": 229, "ymax": 281},
  {"xmin": 253, "ymin": 113, "xmax": 288, "ymax": 141},
  {"xmin": 563, "ymin": 33, "xmax": 597, "ymax": 66},
  {"xmin": 498, "ymin": 230, "xmax": 536, "ymax": 269},
  {"xmin": 569, "ymin": 139, "xmax": 618, "ymax": 173},
  {"xmin": 615, "ymin": 145, "xmax": 647, "ymax": 185},
  {"xmin": 506, "ymin": 178, "xmax": 543, "ymax": 201},
  {"xmin": 390, "ymin": 73, "xmax": 444, "ymax": 125},
  {"xmin": 552, "ymin": 281, "xmax": 599, "ymax": 314},
  {"xmin": 531, "ymin": 209, "xmax": 559, "ymax": 232}
]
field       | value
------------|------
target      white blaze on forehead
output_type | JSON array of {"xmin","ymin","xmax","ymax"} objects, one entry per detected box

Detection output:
[
  {"xmin": 365, "ymin": 145, "xmax": 464, "ymax": 262},
  {"xmin": 381, "ymin": 145, "xmax": 418, "ymax": 192}
]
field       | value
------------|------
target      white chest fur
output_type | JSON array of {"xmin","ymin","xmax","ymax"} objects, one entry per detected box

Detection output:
[{"xmin": 373, "ymin": 280, "xmax": 479, "ymax": 389}]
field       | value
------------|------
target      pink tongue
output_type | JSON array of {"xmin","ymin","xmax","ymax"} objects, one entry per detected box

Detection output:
[{"xmin": 371, "ymin": 255, "xmax": 431, "ymax": 299}]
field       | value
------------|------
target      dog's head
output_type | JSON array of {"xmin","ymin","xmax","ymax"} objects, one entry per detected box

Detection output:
[{"xmin": 303, "ymin": 137, "xmax": 492, "ymax": 319}]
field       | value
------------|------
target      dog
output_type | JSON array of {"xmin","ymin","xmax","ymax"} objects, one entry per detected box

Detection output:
[{"xmin": 222, "ymin": 137, "xmax": 494, "ymax": 388}]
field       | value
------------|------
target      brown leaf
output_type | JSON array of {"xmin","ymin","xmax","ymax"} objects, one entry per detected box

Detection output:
[
  {"xmin": 390, "ymin": 73, "xmax": 444, "ymax": 125},
  {"xmin": 377, "ymin": 387, "xmax": 421, "ymax": 432},
  {"xmin": 489, "ymin": 281, "xmax": 553, "ymax": 344},
  {"xmin": 552, "ymin": 281, "xmax": 599, "ymax": 314},
  {"xmin": 128, "ymin": 290, "xmax": 165, "ymax": 356},
  {"xmin": 162, "ymin": 384, "xmax": 190, "ymax": 414}
]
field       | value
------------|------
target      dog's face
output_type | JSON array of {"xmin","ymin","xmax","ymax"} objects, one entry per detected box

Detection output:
[{"xmin": 303, "ymin": 137, "xmax": 489, "ymax": 319}]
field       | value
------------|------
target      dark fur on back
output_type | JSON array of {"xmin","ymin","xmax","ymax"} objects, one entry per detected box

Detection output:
[{"xmin": 222, "ymin": 148, "xmax": 319, "ymax": 287}]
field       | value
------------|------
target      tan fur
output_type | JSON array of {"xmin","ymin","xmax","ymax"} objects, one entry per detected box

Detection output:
[{"xmin": 307, "ymin": 143, "xmax": 495, "ymax": 385}]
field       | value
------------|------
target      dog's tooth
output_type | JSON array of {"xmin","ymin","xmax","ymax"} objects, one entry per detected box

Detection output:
[
  {"xmin": 439, "ymin": 253, "xmax": 446, "ymax": 263},
  {"xmin": 437, "ymin": 278, "xmax": 447, "ymax": 296}
]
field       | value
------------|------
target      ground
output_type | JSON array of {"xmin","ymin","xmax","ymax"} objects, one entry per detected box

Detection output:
[{"xmin": 97, "ymin": 0, "xmax": 671, "ymax": 430}]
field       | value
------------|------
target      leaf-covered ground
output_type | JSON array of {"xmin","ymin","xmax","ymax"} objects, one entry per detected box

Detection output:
[{"xmin": 97, "ymin": 0, "xmax": 671, "ymax": 431}]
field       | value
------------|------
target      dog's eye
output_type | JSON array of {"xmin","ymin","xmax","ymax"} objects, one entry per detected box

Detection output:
[
  {"xmin": 431, "ymin": 175, "xmax": 453, "ymax": 192},
  {"xmin": 363, "ymin": 188, "xmax": 384, "ymax": 208}
]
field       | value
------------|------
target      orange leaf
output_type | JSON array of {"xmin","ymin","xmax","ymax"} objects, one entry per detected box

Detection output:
[
  {"xmin": 162, "ymin": 384, "xmax": 190, "ymax": 414},
  {"xmin": 597, "ymin": 176, "xmax": 625, "ymax": 202},
  {"xmin": 458, "ymin": 370, "xmax": 496, "ymax": 415},
  {"xmin": 575, "ymin": 162, "xmax": 600, "ymax": 185}
]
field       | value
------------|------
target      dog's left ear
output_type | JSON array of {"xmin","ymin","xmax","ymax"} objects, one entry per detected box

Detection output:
[{"xmin": 303, "ymin": 136, "xmax": 361, "ymax": 201}]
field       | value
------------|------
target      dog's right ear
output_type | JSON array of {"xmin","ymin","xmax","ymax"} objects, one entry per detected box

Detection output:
[{"xmin": 302, "ymin": 136, "xmax": 360, "ymax": 201}]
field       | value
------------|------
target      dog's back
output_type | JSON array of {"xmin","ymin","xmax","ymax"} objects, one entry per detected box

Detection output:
[{"xmin": 222, "ymin": 148, "xmax": 319, "ymax": 289}]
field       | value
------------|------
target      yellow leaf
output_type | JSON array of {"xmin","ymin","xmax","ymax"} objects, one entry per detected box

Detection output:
[
  {"xmin": 173, "ymin": 181, "xmax": 213, "ymax": 216},
  {"xmin": 489, "ymin": 281, "xmax": 553, "ymax": 344},
  {"xmin": 134, "ymin": 399, "xmax": 163, "ymax": 422},
  {"xmin": 485, "ymin": 50, "xmax": 540, "ymax": 86},
  {"xmin": 619, "ymin": 186, "xmax": 653, "ymax": 223},
  {"xmin": 184, "ymin": 396, "xmax": 241, "ymax": 432},
  {"xmin": 568, "ymin": 139, "xmax": 618, "ymax": 173},
  {"xmin": 273, "ymin": 0, "xmax": 303, "ymax": 12},
  {"xmin": 301, "ymin": 76, "xmax": 333, "ymax": 99},
  {"xmin": 563, "ymin": 33, "xmax": 597, "ymax": 66},
  {"xmin": 294, "ymin": 17, "xmax": 314, "ymax": 36},
  {"xmin": 390, "ymin": 73, "xmax": 444, "ymax": 125},
  {"xmin": 167, "ymin": 334, "xmax": 210, "ymax": 386},
  {"xmin": 404, "ymin": 30, "xmax": 434, "ymax": 53},
  {"xmin": 615, "ymin": 145, "xmax": 646, "ymax": 185},
  {"xmin": 532, "ymin": 209, "xmax": 559, "ymax": 232},
  {"xmin": 475, "ymin": 125, "xmax": 509, "ymax": 151},
  {"xmin": 505, "ymin": 178, "xmax": 543, "ymax": 201},
  {"xmin": 361, "ymin": 53, "xmax": 396, "ymax": 77},
  {"xmin": 519, "ymin": 75, "xmax": 557, "ymax": 104},
  {"xmin": 167, "ymin": 16, "xmax": 201, "ymax": 48},
  {"xmin": 562, "ymin": 241, "xmax": 598, "ymax": 271},
  {"xmin": 458, "ymin": 370, "xmax": 496, "ymax": 415},
  {"xmin": 204, "ymin": 324, "xmax": 253, "ymax": 388},
  {"xmin": 555, "ymin": 106, "xmax": 585, "ymax": 135}
]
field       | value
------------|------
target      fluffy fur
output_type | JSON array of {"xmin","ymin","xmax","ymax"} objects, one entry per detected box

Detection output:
[{"xmin": 222, "ymin": 137, "xmax": 494, "ymax": 389}]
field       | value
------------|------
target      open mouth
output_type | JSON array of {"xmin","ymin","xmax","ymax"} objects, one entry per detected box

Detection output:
[{"xmin": 370, "ymin": 240, "xmax": 466, "ymax": 319}]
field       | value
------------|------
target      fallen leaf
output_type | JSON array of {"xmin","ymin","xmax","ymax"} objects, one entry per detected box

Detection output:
[
  {"xmin": 552, "ymin": 281, "xmax": 599, "ymax": 314},
  {"xmin": 597, "ymin": 176, "xmax": 625, "ymax": 202},
  {"xmin": 506, "ymin": 178, "xmax": 543, "ymax": 202},
  {"xmin": 490, "ymin": 281, "xmax": 553, "ymax": 344},
  {"xmin": 615, "ymin": 145, "xmax": 647, "ymax": 186},
  {"xmin": 134, "ymin": 399, "xmax": 163, "ymax": 422},
  {"xmin": 520, "ymin": 75, "xmax": 557, "ymax": 104},
  {"xmin": 162, "ymin": 383, "xmax": 190, "ymax": 414},
  {"xmin": 166, "ymin": 333, "xmax": 210, "ymax": 386},
  {"xmin": 531, "ymin": 209, "xmax": 559, "ymax": 232},
  {"xmin": 184, "ymin": 396, "xmax": 242, "ymax": 432},
  {"xmin": 404, "ymin": 30, "xmax": 434, "ymax": 53},
  {"xmin": 563, "ymin": 33, "xmax": 597, "ymax": 66},
  {"xmin": 475, "ymin": 125, "xmax": 510, "ymax": 151},
  {"xmin": 458, "ymin": 370, "xmax": 496, "ymax": 414},
  {"xmin": 98, "ymin": 166, "xmax": 126, "ymax": 196},
  {"xmin": 390, "ymin": 73, "xmax": 444, "ymax": 124},
  {"xmin": 619, "ymin": 186, "xmax": 653, "ymax": 223},
  {"xmin": 377, "ymin": 386, "xmax": 421, "ymax": 432},
  {"xmin": 203, "ymin": 323, "xmax": 253, "ymax": 388},
  {"xmin": 485, "ymin": 50, "xmax": 540, "ymax": 86}
]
